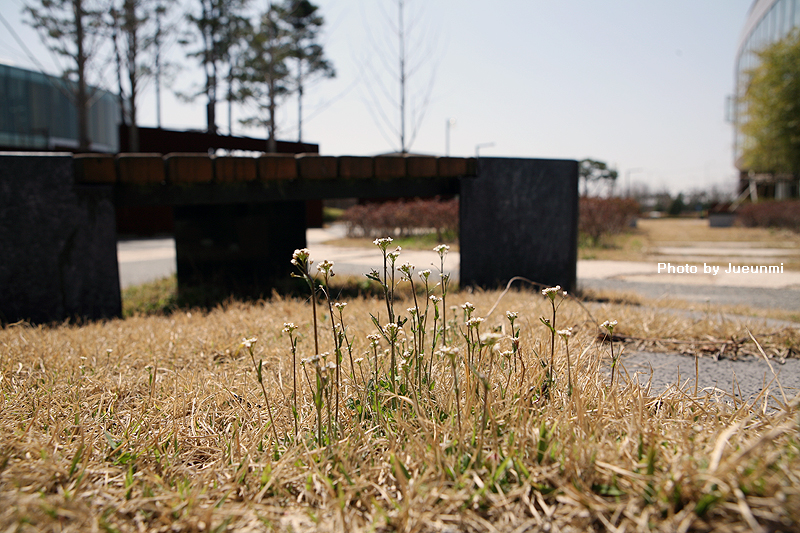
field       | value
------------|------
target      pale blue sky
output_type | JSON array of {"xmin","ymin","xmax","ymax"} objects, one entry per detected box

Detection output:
[{"xmin": 1, "ymin": 0, "xmax": 754, "ymax": 194}]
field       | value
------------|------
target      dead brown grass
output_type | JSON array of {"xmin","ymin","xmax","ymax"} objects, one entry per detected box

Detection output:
[
  {"xmin": 579, "ymin": 218, "xmax": 800, "ymax": 270},
  {"xmin": 2, "ymin": 284, "xmax": 799, "ymax": 532}
]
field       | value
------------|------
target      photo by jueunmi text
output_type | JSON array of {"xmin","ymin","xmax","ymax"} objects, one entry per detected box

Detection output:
[{"xmin": 657, "ymin": 262, "xmax": 784, "ymax": 275}]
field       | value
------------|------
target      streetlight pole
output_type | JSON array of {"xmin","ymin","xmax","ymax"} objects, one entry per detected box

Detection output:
[
  {"xmin": 475, "ymin": 142, "xmax": 494, "ymax": 157},
  {"xmin": 625, "ymin": 168, "xmax": 643, "ymax": 198},
  {"xmin": 445, "ymin": 118, "xmax": 456, "ymax": 155}
]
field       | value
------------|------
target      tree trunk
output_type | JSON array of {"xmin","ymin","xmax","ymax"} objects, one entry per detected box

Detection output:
[
  {"xmin": 227, "ymin": 63, "xmax": 234, "ymax": 136},
  {"xmin": 297, "ymin": 57, "xmax": 303, "ymax": 143},
  {"xmin": 267, "ymin": 76, "xmax": 277, "ymax": 153},
  {"xmin": 74, "ymin": 0, "xmax": 90, "ymax": 151},
  {"xmin": 207, "ymin": 62, "xmax": 217, "ymax": 134},
  {"xmin": 125, "ymin": 0, "xmax": 139, "ymax": 152}
]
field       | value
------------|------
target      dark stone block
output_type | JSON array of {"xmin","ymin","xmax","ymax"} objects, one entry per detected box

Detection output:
[
  {"xmin": 459, "ymin": 157, "xmax": 579, "ymax": 292},
  {"xmin": 173, "ymin": 201, "xmax": 307, "ymax": 301},
  {"xmin": 0, "ymin": 153, "xmax": 121, "ymax": 323}
]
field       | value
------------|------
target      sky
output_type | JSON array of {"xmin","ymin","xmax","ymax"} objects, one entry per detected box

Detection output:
[{"xmin": 0, "ymin": 0, "xmax": 755, "ymax": 195}]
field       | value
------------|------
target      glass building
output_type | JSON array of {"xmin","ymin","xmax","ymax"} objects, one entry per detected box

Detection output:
[
  {"xmin": 734, "ymin": 0, "xmax": 800, "ymax": 198},
  {"xmin": 0, "ymin": 63, "xmax": 119, "ymax": 153}
]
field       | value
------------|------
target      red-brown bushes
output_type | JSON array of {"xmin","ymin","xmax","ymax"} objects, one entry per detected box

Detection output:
[
  {"xmin": 340, "ymin": 197, "xmax": 459, "ymax": 240},
  {"xmin": 736, "ymin": 200, "xmax": 800, "ymax": 231},
  {"xmin": 579, "ymin": 197, "xmax": 640, "ymax": 246}
]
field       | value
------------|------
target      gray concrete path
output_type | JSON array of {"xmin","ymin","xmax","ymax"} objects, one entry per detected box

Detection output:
[
  {"xmin": 620, "ymin": 351, "xmax": 800, "ymax": 408},
  {"xmin": 117, "ymin": 238, "xmax": 176, "ymax": 289},
  {"xmin": 306, "ymin": 225, "xmax": 459, "ymax": 280}
]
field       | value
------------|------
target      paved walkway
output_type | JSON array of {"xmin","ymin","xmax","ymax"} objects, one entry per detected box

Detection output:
[{"xmin": 621, "ymin": 351, "xmax": 800, "ymax": 408}]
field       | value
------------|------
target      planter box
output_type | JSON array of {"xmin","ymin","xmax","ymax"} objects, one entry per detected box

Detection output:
[{"xmin": 709, "ymin": 213, "xmax": 736, "ymax": 227}]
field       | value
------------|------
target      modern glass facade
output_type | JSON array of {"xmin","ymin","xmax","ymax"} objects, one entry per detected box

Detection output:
[
  {"xmin": 733, "ymin": 0, "xmax": 800, "ymax": 198},
  {"xmin": 734, "ymin": 0, "xmax": 800, "ymax": 164},
  {"xmin": 0, "ymin": 63, "xmax": 119, "ymax": 152}
]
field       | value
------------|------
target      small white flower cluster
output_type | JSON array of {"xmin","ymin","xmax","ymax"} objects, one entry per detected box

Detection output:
[
  {"xmin": 434, "ymin": 244, "xmax": 450, "ymax": 255},
  {"xmin": 334, "ymin": 302, "xmax": 347, "ymax": 311},
  {"xmin": 436, "ymin": 345, "xmax": 460, "ymax": 359},
  {"xmin": 282, "ymin": 323, "xmax": 297, "ymax": 333},
  {"xmin": 419, "ymin": 269, "xmax": 431, "ymax": 281},
  {"xmin": 466, "ymin": 316, "xmax": 484, "ymax": 328},
  {"xmin": 387, "ymin": 247, "xmax": 401, "ymax": 262},
  {"xmin": 506, "ymin": 311, "xmax": 518, "ymax": 321},
  {"xmin": 557, "ymin": 327, "xmax": 573, "ymax": 338},
  {"xmin": 398, "ymin": 262, "xmax": 415, "ymax": 279},
  {"xmin": 317, "ymin": 259, "xmax": 334, "ymax": 275},
  {"xmin": 302, "ymin": 353, "xmax": 322, "ymax": 365},
  {"xmin": 241, "ymin": 337, "xmax": 258, "ymax": 349},
  {"xmin": 291, "ymin": 248, "xmax": 311, "ymax": 268},
  {"xmin": 461, "ymin": 302, "xmax": 475, "ymax": 313},
  {"xmin": 366, "ymin": 333, "xmax": 381, "ymax": 347},
  {"xmin": 429, "ymin": 295, "xmax": 442, "ymax": 304},
  {"xmin": 373, "ymin": 237, "xmax": 393, "ymax": 250},
  {"xmin": 384, "ymin": 323, "xmax": 400, "ymax": 337},
  {"xmin": 480, "ymin": 332, "xmax": 503, "ymax": 344},
  {"xmin": 542, "ymin": 285, "xmax": 567, "ymax": 297},
  {"xmin": 601, "ymin": 320, "xmax": 618, "ymax": 331}
]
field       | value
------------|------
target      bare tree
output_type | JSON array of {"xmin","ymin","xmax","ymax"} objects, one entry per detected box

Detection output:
[
  {"xmin": 24, "ymin": 0, "xmax": 106, "ymax": 151},
  {"xmin": 359, "ymin": 0, "xmax": 440, "ymax": 153},
  {"xmin": 108, "ymin": 0, "xmax": 178, "ymax": 150}
]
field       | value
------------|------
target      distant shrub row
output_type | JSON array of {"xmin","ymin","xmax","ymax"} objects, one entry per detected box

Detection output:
[
  {"xmin": 579, "ymin": 197, "xmax": 640, "ymax": 246},
  {"xmin": 737, "ymin": 200, "xmax": 800, "ymax": 231},
  {"xmin": 340, "ymin": 197, "xmax": 458, "ymax": 240}
]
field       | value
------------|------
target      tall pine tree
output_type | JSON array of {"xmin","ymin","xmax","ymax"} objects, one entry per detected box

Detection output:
[
  {"xmin": 183, "ymin": 0, "xmax": 250, "ymax": 134},
  {"xmin": 238, "ymin": 4, "xmax": 292, "ymax": 152},
  {"xmin": 282, "ymin": 0, "xmax": 334, "ymax": 142}
]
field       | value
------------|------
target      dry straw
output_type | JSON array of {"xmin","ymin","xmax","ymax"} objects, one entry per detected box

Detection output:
[{"xmin": 1, "ymin": 243, "xmax": 798, "ymax": 532}]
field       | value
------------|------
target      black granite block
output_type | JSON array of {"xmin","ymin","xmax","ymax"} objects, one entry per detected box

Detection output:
[
  {"xmin": 459, "ymin": 158, "xmax": 579, "ymax": 292},
  {"xmin": 0, "ymin": 153, "xmax": 121, "ymax": 323}
]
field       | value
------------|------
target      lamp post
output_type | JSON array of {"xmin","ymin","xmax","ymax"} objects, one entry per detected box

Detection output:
[
  {"xmin": 625, "ymin": 168, "xmax": 643, "ymax": 198},
  {"xmin": 445, "ymin": 118, "xmax": 456, "ymax": 155},
  {"xmin": 475, "ymin": 142, "xmax": 495, "ymax": 158}
]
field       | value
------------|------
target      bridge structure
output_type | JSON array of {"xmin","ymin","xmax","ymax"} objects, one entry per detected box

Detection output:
[{"xmin": 0, "ymin": 152, "xmax": 578, "ymax": 323}]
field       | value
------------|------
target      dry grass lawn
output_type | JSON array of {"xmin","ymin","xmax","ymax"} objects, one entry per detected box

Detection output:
[
  {"xmin": 579, "ymin": 218, "xmax": 800, "ymax": 270},
  {"xmin": 2, "ymin": 277, "xmax": 799, "ymax": 532}
]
